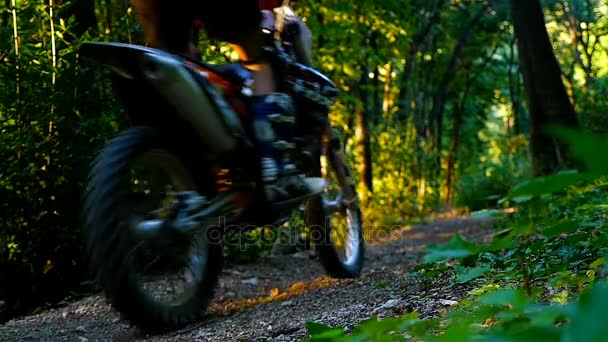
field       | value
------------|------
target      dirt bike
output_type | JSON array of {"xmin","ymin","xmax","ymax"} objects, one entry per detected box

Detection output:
[{"xmin": 79, "ymin": 7, "xmax": 364, "ymax": 333}]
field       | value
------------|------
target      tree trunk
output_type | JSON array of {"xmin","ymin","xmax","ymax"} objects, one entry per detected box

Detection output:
[
  {"xmin": 510, "ymin": 0, "xmax": 579, "ymax": 176},
  {"xmin": 396, "ymin": 0, "xmax": 444, "ymax": 121},
  {"xmin": 445, "ymin": 42, "xmax": 497, "ymax": 204},
  {"xmin": 445, "ymin": 101, "xmax": 465, "ymax": 206},
  {"xmin": 507, "ymin": 37, "xmax": 523, "ymax": 135},
  {"xmin": 356, "ymin": 66, "xmax": 373, "ymax": 195},
  {"xmin": 368, "ymin": 31, "xmax": 382, "ymax": 126},
  {"xmin": 560, "ymin": 1, "xmax": 592, "ymax": 92},
  {"xmin": 445, "ymin": 57, "xmax": 472, "ymax": 205},
  {"xmin": 373, "ymin": 65, "xmax": 382, "ymax": 126},
  {"xmin": 382, "ymin": 62, "xmax": 393, "ymax": 119},
  {"xmin": 429, "ymin": 4, "xmax": 488, "ymax": 154}
]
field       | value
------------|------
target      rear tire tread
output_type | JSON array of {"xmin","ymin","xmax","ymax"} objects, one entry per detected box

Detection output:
[{"xmin": 83, "ymin": 127, "xmax": 222, "ymax": 332}]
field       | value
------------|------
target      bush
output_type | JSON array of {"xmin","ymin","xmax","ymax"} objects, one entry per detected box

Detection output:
[
  {"xmin": 0, "ymin": 6, "xmax": 122, "ymax": 317},
  {"xmin": 456, "ymin": 134, "xmax": 530, "ymax": 211}
]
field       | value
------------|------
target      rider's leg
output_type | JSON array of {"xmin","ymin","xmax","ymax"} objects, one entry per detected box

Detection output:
[
  {"xmin": 230, "ymin": 37, "xmax": 325, "ymax": 201},
  {"xmin": 210, "ymin": 12, "xmax": 325, "ymax": 202}
]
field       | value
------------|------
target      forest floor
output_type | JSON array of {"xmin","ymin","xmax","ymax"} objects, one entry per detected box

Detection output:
[{"xmin": 0, "ymin": 216, "xmax": 499, "ymax": 342}]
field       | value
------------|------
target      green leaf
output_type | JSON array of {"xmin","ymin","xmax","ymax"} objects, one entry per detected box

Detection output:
[
  {"xmin": 423, "ymin": 249, "xmax": 472, "ymax": 263},
  {"xmin": 407, "ymin": 317, "xmax": 440, "ymax": 337},
  {"xmin": 541, "ymin": 220, "xmax": 579, "ymax": 238},
  {"xmin": 349, "ymin": 314, "xmax": 418, "ymax": 340},
  {"xmin": 456, "ymin": 264, "xmax": 491, "ymax": 283},
  {"xmin": 484, "ymin": 325, "xmax": 562, "ymax": 342},
  {"xmin": 470, "ymin": 209, "xmax": 506, "ymax": 219},
  {"xmin": 305, "ymin": 322, "xmax": 344, "ymax": 340},
  {"xmin": 547, "ymin": 126, "xmax": 608, "ymax": 175},
  {"xmin": 524, "ymin": 303, "xmax": 570, "ymax": 326},
  {"xmin": 483, "ymin": 235, "xmax": 516, "ymax": 252},
  {"xmin": 479, "ymin": 289, "xmax": 529, "ymax": 309},
  {"xmin": 426, "ymin": 323, "xmax": 472, "ymax": 342},
  {"xmin": 504, "ymin": 170, "xmax": 589, "ymax": 201},
  {"xmin": 562, "ymin": 281, "xmax": 608, "ymax": 342},
  {"xmin": 576, "ymin": 204, "xmax": 608, "ymax": 211},
  {"xmin": 589, "ymin": 257, "xmax": 605, "ymax": 269},
  {"xmin": 424, "ymin": 235, "xmax": 480, "ymax": 263}
]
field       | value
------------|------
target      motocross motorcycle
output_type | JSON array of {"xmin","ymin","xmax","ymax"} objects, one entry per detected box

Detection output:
[{"xmin": 80, "ymin": 4, "xmax": 364, "ymax": 332}]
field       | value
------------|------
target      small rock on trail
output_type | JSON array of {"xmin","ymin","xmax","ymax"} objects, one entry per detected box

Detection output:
[{"xmin": 0, "ymin": 217, "xmax": 497, "ymax": 341}]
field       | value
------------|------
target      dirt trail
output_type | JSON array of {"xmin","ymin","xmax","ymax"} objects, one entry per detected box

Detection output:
[{"xmin": 0, "ymin": 217, "xmax": 498, "ymax": 342}]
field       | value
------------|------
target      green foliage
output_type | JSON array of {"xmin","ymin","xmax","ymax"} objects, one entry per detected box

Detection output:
[
  {"xmin": 306, "ymin": 128, "xmax": 608, "ymax": 340},
  {"xmin": 0, "ymin": 0, "xmax": 124, "ymax": 312},
  {"xmin": 305, "ymin": 313, "xmax": 430, "ymax": 342},
  {"xmin": 223, "ymin": 210, "xmax": 310, "ymax": 262},
  {"xmin": 456, "ymin": 124, "xmax": 530, "ymax": 210},
  {"xmin": 223, "ymin": 227, "xmax": 278, "ymax": 263},
  {"xmin": 547, "ymin": 125, "xmax": 608, "ymax": 175},
  {"xmin": 364, "ymin": 122, "xmax": 439, "ymax": 222},
  {"xmin": 543, "ymin": 0, "xmax": 608, "ymax": 133},
  {"xmin": 298, "ymin": 280, "xmax": 608, "ymax": 342}
]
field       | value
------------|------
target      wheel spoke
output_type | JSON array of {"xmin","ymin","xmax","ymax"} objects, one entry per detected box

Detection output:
[
  {"xmin": 83, "ymin": 129, "xmax": 222, "ymax": 332},
  {"xmin": 310, "ymin": 138, "xmax": 365, "ymax": 278}
]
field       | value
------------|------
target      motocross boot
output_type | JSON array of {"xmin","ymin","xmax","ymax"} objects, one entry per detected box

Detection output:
[{"xmin": 251, "ymin": 93, "xmax": 326, "ymax": 203}]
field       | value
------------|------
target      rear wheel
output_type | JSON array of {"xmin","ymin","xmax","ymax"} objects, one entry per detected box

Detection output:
[
  {"xmin": 83, "ymin": 127, "xmax": 223, "ymax": 332},
  {"xmin": 305, "ymin": 133, "xmax": 364, "ymax": 278}
]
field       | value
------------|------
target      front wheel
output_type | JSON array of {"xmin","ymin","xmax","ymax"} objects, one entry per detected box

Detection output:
[
  {"xmin": 305, "ymin": 132, "xmax": 364, "ymax": 278},
  {"xmin": 82, "ymin": 127, "xmax": 223, "ymax": 332}
]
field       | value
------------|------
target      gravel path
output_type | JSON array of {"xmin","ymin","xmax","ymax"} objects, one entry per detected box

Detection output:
[{"xmin": 0, "ymin": 217, "xmax": 497, "ymax": 342}]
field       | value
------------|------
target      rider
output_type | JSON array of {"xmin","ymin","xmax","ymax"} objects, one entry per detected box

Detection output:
[{"xmin": 131, "ymin": 0, "xmax": 324, "ymax": 203}]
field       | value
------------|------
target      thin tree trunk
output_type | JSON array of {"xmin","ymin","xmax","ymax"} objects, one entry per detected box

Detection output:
[
  {"xmin": 511, "ymin": 0, "xmax": 579, "ymax": 176},
  {"xmin": 445, "ymin": 57, "xmax": 472, "ymax": 205},
  {"xmin": 429, "ymin": 4, "xmax": 488, "ymax": 154},
  {"xmin": 315, "ymin": 10, "xmax": 325, "ymax": 51},
  {"xmin": 413, "ymin": 34, "xmax": 439, "ymax": 211},
  {"xmin": 356, "ymin": 66, "xmax": 373, "ymax": 195},
  {"xmin": 419, "ymin": 35, "xmax": 437, "ymax": 141},
  {"xmin": 446, "ymin": 96, "xmax": 466, "ymax": 206},
  {"xmin": 382, "ymin": 62, "xmax": 393, "ymax": 118},
  {"xmin": 562, "ymin": 63, "xmax": 577, "ymax": 105},
  {"xmin": 396, "ymin": 0, "xmax": 444, "ymax": 121},
  {"xmin": 560, "ymin": 1, "xmax": 592, "ymax": 92},
  {"xmin": 507, "ymin": 37, "xmax": 523, "ymax": 135},
  {"xmin": 105, "ymin": 1, "xmax": 113, "ymax": 36},
  {"xmin": 10, "ymin": 0, "xmax": 22, "ymax": 160},
  {"xmin": 445, "ymin": 43, "xmax": 497, "ymax": 204},
  {"xmin": 373, "ymin": 65, "xmax": 382, "ymax": 126},
  {"xmin": 10, "ymin": 0, "xmax": 19, "ymax": 58},
  {"xmin": 48, "ymin": 0, "xmax": 57, "ymax": 147}
]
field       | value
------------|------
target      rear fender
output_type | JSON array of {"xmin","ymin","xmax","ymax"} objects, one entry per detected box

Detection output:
[{"xmin": 80, "ymin": 42, "xmax": 244, "ymax": 155}]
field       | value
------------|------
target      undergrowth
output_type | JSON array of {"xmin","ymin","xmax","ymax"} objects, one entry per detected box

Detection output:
[{"xmin": 304, "ymin": 127, "xmax": 608, "ymax": 341}]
